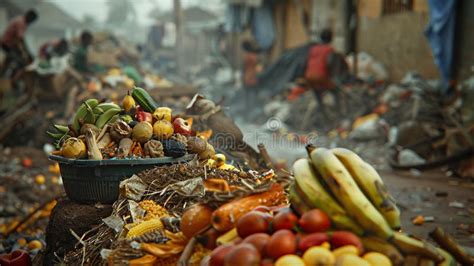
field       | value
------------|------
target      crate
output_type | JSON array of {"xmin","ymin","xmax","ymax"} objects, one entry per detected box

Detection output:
[{"xmin": 49, "ymin": 154, "xmax": 195, "ymax": 204}]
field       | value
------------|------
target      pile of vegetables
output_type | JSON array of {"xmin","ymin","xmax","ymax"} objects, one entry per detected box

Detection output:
[{"xmin": 48, "ymin": 87, "xmax": 215, "ymax": 160}]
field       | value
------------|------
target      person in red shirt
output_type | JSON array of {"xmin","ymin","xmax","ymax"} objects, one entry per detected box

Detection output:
[
  {"xmin": 305, "ymin": 29, "xmax": 344, "ymax": 120},
  {"xmin": 1, "ymin": 9, "xmax": 38, "ymax": 77}
]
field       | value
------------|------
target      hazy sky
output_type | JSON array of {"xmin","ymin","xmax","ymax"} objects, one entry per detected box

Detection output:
[{"xmin": 49, "ymin": 0, "xmax": 223, "ymax": 25}]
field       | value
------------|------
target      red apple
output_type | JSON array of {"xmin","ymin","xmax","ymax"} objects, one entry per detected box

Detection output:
[
  {"xmin": 265, "ymin": 229, "xmax": 297, "ymax": 259},
  {"xmin": 236, "ymin": 211, "xmax": 271, "ymax": 238},
  {"xmin": 298, "ymin": 209, "xmax": 331, "ymax": 233},
  {"xmin": 330, "ymin": 231, "xmax": 363, "ymax": 253},
  {"xmin": 242, "ymin": 233, "xmax": 271, "ymax": 255},
  {"xmin": 223, "ymin": 243, "xmax": 261, "ymax": 266},
  {"xmin": 209, "ymin": 244, "xmax": 234, "ymax": 266},
  {"xmin": 272, "ymin": 210, "xmax": 299, "ymax": 231},
  {"xmin": 172, "ymin": 117, "xmax": 191, "ymax": 135}
]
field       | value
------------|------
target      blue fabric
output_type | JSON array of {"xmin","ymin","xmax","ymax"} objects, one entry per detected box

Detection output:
[
  {"xmin": 425, "ymin": 0, "xmax": 456, "ymax": 92},
  {"xmin": 224, "ymin": 1, "xmax": 276, "ymax": 50},
  {"xmin": 251, "ymin": 1, "xmax": 276, "ymax": 50},
  {"xmin": 224, "ymin": 4, "xmax": 251, "ymax": 33}
]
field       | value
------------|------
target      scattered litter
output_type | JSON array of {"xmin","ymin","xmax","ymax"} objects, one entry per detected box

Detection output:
[
  {"xmin": 412, "ymin": 215, "xmax": 425, "ymax": 225},
  {"xmin": 409, "ymin": 169, "xmax": 422, "ymax": 177},
  {"xmin": 399, "ymin": 149, "xmax": 426, "ymax": 165},
  {"xmin": 449, "ymin": 201, "xmax": 465, "ymax": 209},
  {"xmin": 435, "ymin": 191, "xmax": 448, "ymax": 197}
]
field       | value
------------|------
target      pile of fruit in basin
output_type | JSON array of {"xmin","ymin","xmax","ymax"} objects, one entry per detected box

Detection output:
[
  {"xmin": 61, "ymin": 145, "xmax": 472, "ymax": 265},
  {"xmin": 47, "ymin": 87, "xmax": 215, "ymax": 160}
]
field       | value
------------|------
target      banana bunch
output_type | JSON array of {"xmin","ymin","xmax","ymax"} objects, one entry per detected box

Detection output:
[
  {"xmin": 70, "ymin": 99, "xmax": 121, "ymax": 133},
  {"xmin": 47, "ymin": 100, "xmax": 121, "ymax": 147},
  {"xmin": 291, "ymin": 147, "xmax": 448, "ymax": 265},
  {"xmin": 46, "ymin": 124, "xmax": 71, "ymax": 148}
]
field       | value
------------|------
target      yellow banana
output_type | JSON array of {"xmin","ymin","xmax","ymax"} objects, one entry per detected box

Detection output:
[
  {"xmin": 331, "ymin": 148, "xmax": 401, "ymax": 229},
  {"xmin": 390, "ymin": 232, "xmax": 443, "ymax": 263},
  {"xmin": 288, "ymin": 184, "xmax": 311, "ymax": 215},
  {"xmin": 292, "ymin": 158, "xmax": 364, "ymax": 235},
  {"xmin": 361, "ymin": 236, "xmax": 404, "ymax": 266},
  {"xmin": 216, "ymin": 228, "xmax": 238, "ymax": 245},
  {"xmin": 309, "ymin": 147, "xmax": 393, "ymax": 239},
  {"xmin": 436, "ymin": 248, "xmax": 456, "ymax": 266}
]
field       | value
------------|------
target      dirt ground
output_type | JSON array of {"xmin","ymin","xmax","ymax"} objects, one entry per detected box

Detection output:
[{"xmin": 382, "ymin": 169, "xmax": 474, "ymax": 249}]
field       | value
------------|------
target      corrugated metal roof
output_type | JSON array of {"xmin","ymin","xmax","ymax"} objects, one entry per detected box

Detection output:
[{"xmin": 2, "ymin": 0, "xmax": 82, "ymax": 31}]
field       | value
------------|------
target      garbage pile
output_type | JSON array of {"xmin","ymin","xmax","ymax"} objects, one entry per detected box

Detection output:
[
  {"xmin": 259, "ymin": 73, "xmax": 474, "ymax": 178},
  {"xmin": 48, "ymin": 87, "xmax": 215, "ymax": 162},
  {"xmin": 0, "ymin": 147, "xmax": 63, "ymax": 258},
  {"xmin": 0, "ymin": 29, "xmax": 197, "ymax": 149}
]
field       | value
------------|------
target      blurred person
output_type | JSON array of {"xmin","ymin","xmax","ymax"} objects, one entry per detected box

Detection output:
[
  {"xmin": 0, "ymin": 9, "xmax": 38, "ymax": 77},
  {"xmin": 304, "ymin": 29, "xmax": 345, "ymax": 120},
  {"xmin": 38, "ymin": 39, "xmax": 69, "ymax": 61},
  {"xmin": 242, "ymin": 40, "xmax": 262, "ymax": 111},
  {"xmin": 146, "ymin": 22, "xmax": 165, "ymax": 69},
  {"xmin": 73, "ymin": 31, "xmax": 93, "ymax": 73}
]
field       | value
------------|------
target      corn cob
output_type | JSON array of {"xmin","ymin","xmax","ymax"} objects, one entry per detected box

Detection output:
[
  {"xmin": 139, "ymin": 200, "xmax": 169, "ymax": 220},
  {"xmin": 127, "ymin": 219, "xmax": 164, "ymax": 239}
]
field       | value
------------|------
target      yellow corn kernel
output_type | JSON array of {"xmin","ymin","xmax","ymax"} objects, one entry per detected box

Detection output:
[
  {"xmin": 126, "ymin": 219, "xmax": 163, "ymax": 239},
  {"xmin": 139, "ymin": 200, "xmax": 169, "ymax": 220}
]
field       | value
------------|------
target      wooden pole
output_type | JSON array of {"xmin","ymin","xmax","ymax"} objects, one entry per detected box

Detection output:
[
  {"xmin": 174, "ymin": 0, "xmax": 184, "ymax": 76},
  {"xmin": 351, "ymin": 0, "xmax": 358, "ymax": 78},
  {"xmin": 310, "ymin": 0, "xmax": 319, "ymax": 42}
]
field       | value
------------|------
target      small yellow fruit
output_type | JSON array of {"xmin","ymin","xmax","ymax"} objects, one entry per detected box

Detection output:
[
  {"xmin": 50, "ymin": 175, "xmax": 59, "ymax": 184},
  {"xmin": 332, "ymin": 245, "xmax": 359, "ymax": 257},
  {"xmin": 35, "ymin": 174, "xmax": 46, "ymax": 185},
  {"xmin": 48, "ymin": 163, "xmax": 60, "ymax": 174},
  {"xmin": 303, "ymin": 246, "xmax": 335, "ymax": 266},
  {"xmin": 122, "ymin": 91, "xmax": 136, "ymax": 112},
  {"xmin": 60, "ymin": 137, "xmax": 87, "ymax": 159},
  {"xmin": 153, "ymin": 120, "xmax": 174, "ymax": 139},
  {"xmin": 124, "ymin": 78, "xmax": 135, "ymax": 90},
  {"xmin": 17, "ymin": 238, "xmax": 27, "ymax": 246},
  {"xmin": 336, "ymin": 254, "xmax": 370, "ymax": 266},
  {"xmin": 363, "ymin": 252, "xmax": 392, "ymax": 266},
  {"xmin": 132, "ymin": 121, "xmax": 153, "ymax": 143},
  {"xmin": 153, "ymin": 107, "xmax": 172, "ymax": 122},
  {"xmin": 275, "ymin": 255, "xmax": 305, "ymax": 266},
  {"xmin": 212, "ymin": 154, "xmax": 226, "ymax": 167},
  {"xmin": 205, "ymin": 159, "xmax": 216, "ymax": 168},
  {"xmin": 198, "ymin": 143, "xmax": 215, "ymax": 160},
  {"xmin": 27, "ymin": 240, "xmax": 43, "ymax": 250}
]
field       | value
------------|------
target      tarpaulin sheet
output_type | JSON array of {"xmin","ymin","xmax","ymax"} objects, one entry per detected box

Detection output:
[
  {"xmin": 425, "ymin": 0, "xmax": 456, "ymax": 92},
  {"xmin": 257, "ymin": 44, "xmax": 310, "ymax": 95}
]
